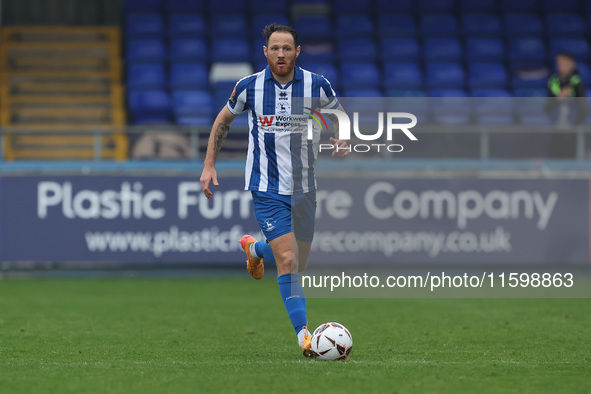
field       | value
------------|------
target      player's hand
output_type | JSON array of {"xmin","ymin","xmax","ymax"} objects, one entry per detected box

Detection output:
[
  {"xmin": 200, "ymin": 167, "xmax": 219, "ymax": 199},
  {"xmin": 330, "ymin": 137, "xmax": 350, "ymax": 157}
]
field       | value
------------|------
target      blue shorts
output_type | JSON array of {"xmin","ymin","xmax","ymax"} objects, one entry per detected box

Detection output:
[{"xmin": 251, "ymin": 191, "xmax": 316, "ymax": 242}]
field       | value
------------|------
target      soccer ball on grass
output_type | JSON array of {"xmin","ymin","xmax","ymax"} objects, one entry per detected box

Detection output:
[{"xmin": 310, "ymin": 322, "xmax": 353, "ymax": 361}]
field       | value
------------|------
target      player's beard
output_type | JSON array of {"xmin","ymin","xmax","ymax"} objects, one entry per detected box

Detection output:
[{"xmin": 269, "ymin": 57, "xmax": 296, "ymax": 77}]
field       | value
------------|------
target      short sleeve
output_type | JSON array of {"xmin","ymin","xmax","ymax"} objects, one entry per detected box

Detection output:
[
  {"xmin": 318, "ymin": 76, "xmax": 340, "ymax": 110},
  {"xmin": 227, "ymin": 78, "xmax": 249, "ymax": 115}
]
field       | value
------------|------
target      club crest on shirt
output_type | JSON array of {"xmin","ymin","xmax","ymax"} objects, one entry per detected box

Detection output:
[
  {"xmin": 276, "ymin": 101, "xmax": 290, "ymax": 115},
  {"xmin": 229, "ymin": 86, "xmax": 237, "ymax": 103}
]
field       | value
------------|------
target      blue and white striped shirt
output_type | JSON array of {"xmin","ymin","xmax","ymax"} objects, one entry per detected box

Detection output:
[{"xmin": 227, "ymin": 65, "xmax": 339, "ymax": 195}]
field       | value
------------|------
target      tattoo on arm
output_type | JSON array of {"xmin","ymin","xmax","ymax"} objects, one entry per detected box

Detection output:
[{"xmin": 212, "ymin": 123, "xmax": 230, "ymax": 158}]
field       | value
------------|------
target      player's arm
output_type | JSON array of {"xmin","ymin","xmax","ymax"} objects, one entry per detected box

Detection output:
[
  {"xmin": 200, "ymin": 105, "xmax": 238, "ymax": 199},
  {"xmin": 326, "ymin": 103, "xmax": 350, "ymax": 157}
]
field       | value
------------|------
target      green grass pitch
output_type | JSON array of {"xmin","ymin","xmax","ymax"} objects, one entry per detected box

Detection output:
[{"xmin": 0, "ymin": 277, "xmax": 589, "ymax": 393}]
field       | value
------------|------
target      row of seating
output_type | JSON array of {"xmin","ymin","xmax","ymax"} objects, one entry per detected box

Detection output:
[
  {"xmin": 128, "ymin": 88, "xmax": 585, "ymax": 126},
  {"xmin": 125, "ymin": 12, "xmax": 591, "ymax": 40},
  {"xmin": 123, "ymin": 0, "xmax": 591, "ymax": 15}
]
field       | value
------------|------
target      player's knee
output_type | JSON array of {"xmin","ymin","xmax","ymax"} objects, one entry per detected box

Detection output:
[{"xmin": 276, "ymin": 250, "xmax": 297, "ymax": 274}]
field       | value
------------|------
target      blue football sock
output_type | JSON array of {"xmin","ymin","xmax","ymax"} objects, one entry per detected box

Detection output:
[
  {"xmin": 254, "ymin": 241, "xmax": 276, "ymax": 264},
  {"xmin": 277, "ymin": 273, "xmax": 307, "ymax": 334}
]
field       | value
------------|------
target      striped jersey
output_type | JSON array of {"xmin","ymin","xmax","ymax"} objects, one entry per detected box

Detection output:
[{"xmin": 227, "ymin": 65, "xmax": 339, "ymax": 195}]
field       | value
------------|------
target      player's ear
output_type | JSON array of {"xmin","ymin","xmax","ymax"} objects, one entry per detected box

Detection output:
[
  {"xmin": 296, "ymin": 45, "xmax": 301, "ymax": 58},
  {"xmin": 263, "ymin": 46, "xmax": 268, "ymax": 58}
]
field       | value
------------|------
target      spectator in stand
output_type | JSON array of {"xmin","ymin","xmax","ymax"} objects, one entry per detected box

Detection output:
[{"xmin": 546, "ymin": 52, "xmax": 587, "ymax": 126}]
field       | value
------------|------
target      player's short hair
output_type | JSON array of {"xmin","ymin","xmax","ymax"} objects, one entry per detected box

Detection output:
[
  {"xmin": 262, "ymin": 23, "xmax": 298, "ymax": 47},
  {"xmin": 556, "ymin": 52, "xmax": 576, "ymax": 62}
]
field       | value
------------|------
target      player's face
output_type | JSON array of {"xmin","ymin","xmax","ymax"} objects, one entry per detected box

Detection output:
[
  {"xmin": 264, "ymin": 32, "xmax": 300, "ymax": 78},
  {"xmin": 556, "ymin": 55, "xmax": 575, "ymax": 77}
]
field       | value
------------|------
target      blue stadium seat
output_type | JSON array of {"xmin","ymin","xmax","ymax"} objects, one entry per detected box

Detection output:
[
  {"xmin": 429, "ymin": 89, "xmax": 468, "ymax": 97},
  {"xmin": 381, "ymin": 38, "xmax": 420, "ymax": 61},
  {"xmin": 341, "ymin": 89, "xmax": 383, "ymax": 97},
  {"xmin": 168, "ymin": 14, "xmax": 207, "ymax": 38},
  {"xmin": 128, "ymin": 90, "xmax": 171, "ymax": 124},
  {"xmin": 252, "ymin": 14, "xmax": 290, "ymax": 37},
  {"xmin": 340, "ymin": 62, "xmax": 381, "ymax": 90},
  {"xmin": 125, "ymin": 13, "xmax": 164, "ymax": 39},
  {"xmin": 462, "ymin": 14, "xmax": 501, "ymax": 37},
  {"xmin": 250, "ymin": 0, "xmax": 289, "ymax": 12},
  {"xmin": 417, "ymin": 0, "xmax": 455, "ymax": 13},
  {"xmin": 510, "ymin": 63, "xmax": 550, "ymax": 89},
  {"xmin": 423, "ymin": 38, "xmax": 462, "ymax": 61},
  {"xmin": 127, "ymin": 64, "xmax": 166, "ymax": 90},
  {"xmin": 513, "ymin": 88, "xmax": 547, "ymax": 97},
  {"xmin": 172, "ymin": 90, "xmax": 213, "ymax": 121},
  {"xmin": 377, "ymin": 15, "xmax": 417, "ymax": 38},
  {"xmin": 375, "ymin": 0, "xmax": 413, "ymax": 12},
  {"xmin": 550, "ymin": 39, "xmax": 590, "ymax": 61},
  {"xmin": 126, "ymin": 39, "xmax": 166, "ymax": 64},
  {"xmin": 516, "ymin": 97, "xmax": 549, "ymax": 125},
  {"xmin": 420, "ymin": 15, "xmax": 459, "ymax": 36},
  {"xmin": 500, "ymin": 0, "xmax": 540, "ymax": 12},
  {"xmin": 211, "ymin": 39, "xmax": 250, "ymax": 63},
  {"xmin": 305, "ymin": 63, "xmax": 339, "ymax": 86},
  {"xmin": 543, "ymin": 0, "xmax": 581, "ymax": 12},
  {"xmin": 429, "ymin": 90, "xmax": 471, "ymax": 125},
  {"xmin": 169, "ymin": 63, "xmax": 208, "ymax": 90},
  {"xmin": 297, "ymin": 40, "xmax": 334, "ymax": 63},
  {"xmin": 546, "ymin": 14, "xmax": 586, "ymax": 37},
  {"xmin": 336, "ymin": 15, "xmax": 374, "ymax": 38},
  {"xmin": 458, "ymin": 0, "xmax": 497, "ymax": 12},
  {"xmin": 387, "ymin": 89, "xmax": 426, "ymax": 97},
  {"xmin": 383, "ymin": 62, "xmax": 422, "ymax": 89},
  {"xmin": 165, "ymin": 0, "xmax": 204, "ymax": 12},
  {"xmin": 471, "ymin": 89, "xmax": 514, "ymax": 124},
  {"xmin": 466, "ymin": 38, "xmax": 505, "ymax": 61},
  {"xmin": 426, "ymin": 62, "xmax": 465, "ymax": 89},
  {"xmin": 508, "ymin": 38, "xmax": 547, "ymax": 61},
  {"xmin": 169, "ymin": 39, "xmax": 207, "ymax": 62},
  {"xmin": 333, "ymin": 0, "xmax": 371, "ymax": 14},
  {"xmin": 504, "ymin": 14, "xmax": 543, "ymax": 37},
  {"xmin": 468, "ymin": 62, "xmax": 508, "ymax": 89},
  {"xmin": 210, "ymin": 14, "xmax": 248, "ymax": 38},
  {"xmin": 296, "ymin": 16, "xmax": 333, "ymax": 39},
  {"xmin": 123, "ymin": 0, "xmax": 162, "ymax": 13},
  {"xmin": 209, "ymin": 0, "xmax": 247, "ymax": 13},
  {"xmin": 338, "ymin": 39, "xmax": 377, "ymax": 62},
  {"xmin": 576, "ymin": 62, "xmax": 591, "ymax": 84}
]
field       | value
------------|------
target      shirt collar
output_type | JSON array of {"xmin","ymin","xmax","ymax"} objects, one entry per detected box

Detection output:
[{"xmin": 264, "ymin": 64, "xmax": 303, "ymax": 82}]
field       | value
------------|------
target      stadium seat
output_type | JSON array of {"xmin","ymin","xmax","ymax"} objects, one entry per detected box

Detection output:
[
  {"xmin": 468, "ymin": 62, "xmax": 508, "ymax": 89},
  {"xmin": 576, "ymin": 62, "xmax": 591, "ymax": 84},
  {"xmin": 295, "ymin": 16, "xmax": 333, "ymax": 39},
  {"xmin": 458, "ymin": 0, "xmax": 497, "ymax": 13},
  {"xmin": 297, "ymin": 40, "xmax": 334, "ymax": 63},
  {"xmin": 508, "ymin": 38, "xmax": 547, "ymax": 61},
  {"xmin": 252, "ymin": 14, "xmax": 289, "ymax": 36},
  {"xmin": 123, "ymin": 0, "xmax": 162, "ymax": 13},
  {"xmin": 169, "ymin": 39, "xmax": 208, "ymax": 62},
  {"xmin": 209, "ymin": 63, "xmax": 254, "ymax": 86},
  {"xmin": 333, "ymin": 0, "xmax": 371, "ymax": 14},
  {"xmin": 542, "ymin": 0, "xmax": 580, "ymax": 12},
  {"xmin": 417, "ymin": 0, "xmax": 455, "ymax": 13},
  {"xmin": 336, "ymin": 15, "xmax": 374, "ymax": 38},
  {"xmin": 423, "ymin": 38, "xmax": 462, "ymax": 61},
  {"xmin": 471, "ymin": 89, "xmax": 514, "ymax": 124},
  {"xmin": 125, "ymin": 13, "xmax": 164, "ymax": 39},
  {"xmin": 169, "ymin": 63, "xmax": 209, "ymax": 90},
  {"xmin": 209, "ymin": 0, "xmax": 247, "ymax": 13},
  {"xmin": 429, "ymin": 90, "xmax": 471, "ymax": 125},
  {"xmin": 375, "ymin": 0, "xmax": 413, "ymax": 12},
  {"xmin": 466, "ymin": 38, "xmax": 505, "ymax": 61},
  {"xmin": 211, "ymin": 39, "xmax": 250, "ymax": 63},
  {"xmin": 383, "ymin": 62, "xmax": 422, "ymax": 89},
  {"xmin": 128, "ymin": 90, "xmax": 171, "ymax": 124},
  {"xmin": 250, "ymin": 0, "xmax": 289, "ymax": 12},
  {"xmin": 513, "ymin": 88, "xmax": 547, "ymax": 97},
  {"xmin": 127, "ymin": 63, "xmax": 166, "ymax": 90},
  {"xmin": 168, "ymin": 14, "xmax": 207, "ymax": 38},
  {"xmin": 546, "ymin": 14, "xmax": 586, "ymax": 37},
  {"xmin": 338, "ymin": 39, "xmax": 377, "ymax": 62},
  {"xmin": 462, "ymin": 14, "xmax": 502, "ymax": 37},
  {"xmin": 341, "ymin": 89, "xmax": 383, "ymax": 97},
  {"xmin": 381, "ymin": 38, "xmax": 420, "ymax": 61},
  {"xmin": 504, "ymin": 14, "xmax": 543, "ymax": 37},
  {"xmin": 426, "ymin": 62, "xmax": 465, "ymax": 89},
  {"xmin": 165, "ymin": 0, "xmax": 204, "ymax": 12},
  {"xmin": 172, "ymin": 90, "xmax": 213, "ymax": 119},
  {"xmin": 420, "ymin": 15, "xmax": 459, "ymax": 37},
  {"xmin": 516, "ymin": 97, "xmax": 550, "ymax": 125},
  {"xmin": 387, "ymin": 89, "xmax": 426, "ymax": 97},
  {"xmin": 500, "ymin": 0, "xmax": 540, "ymax": 13},
  {"xmin": 550, "ymin": 39, "xmax": 590, "ymax": 61},
  {"xmin": 377, "ymin": 15, "xmax": 417, "ymax": 38},
  {"xmin": 210, "ymin": 14, "xmax": 248, "ymax": 38},
  {"xmin": 340, "ymin": 62, "xmax": 381, "ymax": 90},
  {"xmin": 510, "ymin": 62, "xmax": 550, "ymax": 89},
  {"xmin": 305, "ymin": 63, "xmax": 339, "ymax": 86},
  {"xmin": 126, "ymin": 39, "xmax": 166, "ymax": 64}
]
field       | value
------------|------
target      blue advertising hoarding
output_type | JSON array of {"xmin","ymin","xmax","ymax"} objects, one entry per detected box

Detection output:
[{"xmin": 0, "ymin": 175, "xmax": 588, "ymax": 265}]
